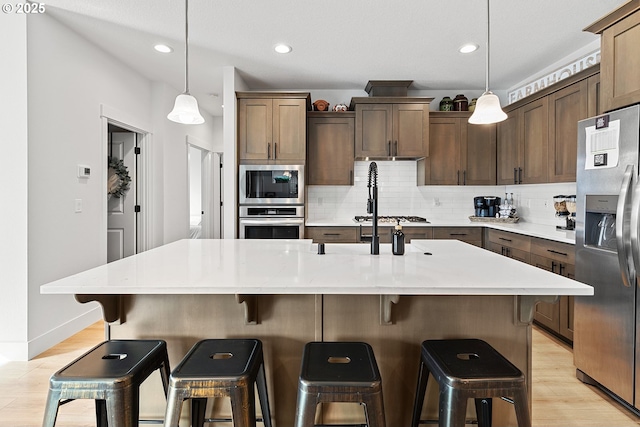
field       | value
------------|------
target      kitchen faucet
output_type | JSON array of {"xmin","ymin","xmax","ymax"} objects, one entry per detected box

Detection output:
[{"xmin": 359, "ymin": 162, "xmax": 380, "ymax": 255}]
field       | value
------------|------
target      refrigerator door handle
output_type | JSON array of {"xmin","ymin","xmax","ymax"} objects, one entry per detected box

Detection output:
[
  {"xmin": 616, "ymin": 164, "xmax": 635, "ymax": 287},
  {"xmin": 630, "ymin": 172, "xmax": 640, "ymax": 286}
]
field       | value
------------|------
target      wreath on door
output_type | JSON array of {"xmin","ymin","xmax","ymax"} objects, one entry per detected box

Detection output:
[{"xmin": 107, "ymin": 157, "xmax": 131, "ymax": 198}]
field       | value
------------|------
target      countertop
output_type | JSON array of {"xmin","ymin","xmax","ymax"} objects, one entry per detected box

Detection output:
[
  {"xmin": 40, "ymin": 239, "xmax": 592, "ymax": 296},
  {"xmin": 305, "ymin": 219, "xmax": 576, "ymax": 244}
]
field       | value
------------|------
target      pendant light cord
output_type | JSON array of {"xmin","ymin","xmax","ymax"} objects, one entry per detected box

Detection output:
[
  {"xmin": 485, "ymin": 0, "xmax": 490, "ymax": 93},
  {"xmin": 184, "ymin": 0, "xmax": 190, "ymax": 95}
]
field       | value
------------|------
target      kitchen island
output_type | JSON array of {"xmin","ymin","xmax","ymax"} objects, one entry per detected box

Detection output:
[{"xmin": 40, "ymin": 239, "xmax": 592, "ymax": 427}]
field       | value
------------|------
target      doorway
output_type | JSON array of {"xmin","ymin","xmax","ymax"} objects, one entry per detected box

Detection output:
[
  {"xmin": 107, "ymin": 124, "xmax": 140, "ymax": 262},
  {"xmin": 187, "ymin": 143, "xmax": 223, "ymax": 239}
]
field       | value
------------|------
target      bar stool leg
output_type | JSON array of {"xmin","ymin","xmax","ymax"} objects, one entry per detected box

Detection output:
[
  {"xmin": 105, "ymin": 388, "xmax": 131, "ymax": 427},
  {"xmin": 474, "ymin": 398, "xmax": 492, "ymax": 427},
  {"xmin": 159, "ymin": 355, "xmax": 172, "ymax": 397},
  {"xmin": 294, "ymin": 390, "xmax": 317, "ymax": 427},
  {"xmin": 42, "ymin": 390, "xmax": 61, "ymax": 427},
  {"xmin": 95, "ymin": 399, "xmax": 108, "ymax": 427},
  {"xmin": 230, "ymin": 385, "xmax": 255, "ymax": 427},
  {"xmin": 190, "ymin": 398, "xmax": 207, "ymax": 427},
  {"xmin": 164, "ymin": 388, "xmax": 186, "ymax": 427},
  {"xmin": 256, "ymin": 362, "xmax": 273, "ymax": 427},
  {"xmin": 513, "ymin": 388, "xmax": 532, "ymax": 427},
  {"xmin": 362, "ymin": 391, "xmax": 386, "ymax": 427},
  {"xmin": 438, "ymin": 386, "xmax": 467, "ymax": 427},
  {"xmin": 411, "ymin": 361, "xmax": 429, "ymax": 427}
]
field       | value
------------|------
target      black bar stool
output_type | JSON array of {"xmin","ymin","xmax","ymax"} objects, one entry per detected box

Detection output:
[
  {"xmin": 42, "ymin": 339, "xmax": 171, "ymax": 427},
  {"xmin": 295, "ymin": 341, "xmax": 386, "ymax": 427},
  {"xmin": 411, "ymin": 339, "xmax": 530, "ymax": 427},
  {"xmin": 163, "ymin": 339, "xmax": 272, "ymax": 427}
]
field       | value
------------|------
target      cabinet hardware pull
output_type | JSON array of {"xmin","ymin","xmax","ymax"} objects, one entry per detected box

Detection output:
[
  {"xmin": 559, "ymin": 263, "xmax": 565, "ymax": 275},
  {"xmin": 394, "ymin": 141, "xmax": 398, "ymax": 157},
  {"xmin": 514, "ymin": 168, "xmax": 517, "ymax": 184},
  {"xmin": 450, "ymin": 233, "xmax": 467, "ymax": 236},
  {"xmin": 323, "ymin": 233, "xmax": 340, "ymax": 236},
  {"xmin": 274, "ymin": 142, "xmax": 277, "ymax": 159},
  {"xmin": 387, "ymin": 141, "xmax": 391, "ymax": 156},
  {"xmin": 463, "ymin": 170, "xmax": 466, "ymax": 185},
  {"xmin": 547, "ymin": 249, "xmax": 568, "ymax": 257},
  {"xmin": 498, "ymin": 237, "xmax": 512, "ymax": 242},
  {"xmin": 267, "ymin": 143, "xmax": 271, "ymax": 159},
  {"xmin": 518, "ymin": 167, "xmax": 523, "ymax": 184},
  {"xmin": 350, "ymin": 170, "xmax": 353, "ymax": 185},
  {"xmin": 551, "ymin": 261, "xmax": 557, "ymax": 273},
  {"xmin": 501, "ymin": 247, "xmax": 505, "ymax": 256},
  {"xmin": 457, "ymin": 170, "xmax": 460, "ymax": 185}
]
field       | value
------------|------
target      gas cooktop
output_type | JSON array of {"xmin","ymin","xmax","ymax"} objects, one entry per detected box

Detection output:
[{"xmin": 353, "ymin": 215, "xmax": 429, "ymax": 223}]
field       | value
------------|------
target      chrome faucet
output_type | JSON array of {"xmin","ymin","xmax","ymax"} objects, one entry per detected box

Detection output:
[{"xmin": 359, "ymin": 162, "xmax": 380, "ymax": 255}]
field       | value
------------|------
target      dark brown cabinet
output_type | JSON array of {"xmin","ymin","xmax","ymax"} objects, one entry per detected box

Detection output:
[
  {"xmin": 547, "ymin": 80, "xmax": 588, "ymax": 182},
  {"xmin": 305, "ymin": 227, "xmax": 358, "ymax": 243},
  {"xmin": 485, "ymin": 229, "xmax": 531, "ymax": 264},
  {"xmin": 433, "ymin": 226, "xmax": 483, "ymax": 247},
  {"xmin": 530, "ymin": 239, "xmax": 575, "ymax": 342},
  {"xmin": 422, "ymin": 113, "xmax": 495, "ymax": 185},
  {"xmin": 237, "ymin": 92, "xmax": 310, "ymax": 163},
  {"xmin": 586, "ymin": 3, "xmax": 640, "ymax": 112},
  {"xmin": 353, "ymin": 99, "xmax": 430, "ymax": 159},
  {"xmin": 307, "ymin": 112, "xmax": 355, "ymax": 185}
]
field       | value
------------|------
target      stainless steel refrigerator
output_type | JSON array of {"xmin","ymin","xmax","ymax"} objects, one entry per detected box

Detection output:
[{"xmin": 575, "ymin": 103, "xmax": 640, "ymax": 412}]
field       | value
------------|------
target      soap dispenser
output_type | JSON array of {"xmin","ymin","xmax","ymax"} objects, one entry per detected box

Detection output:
[{"xmin": 392, "ymin": 220, "xmax": 405, "ymax": 255}]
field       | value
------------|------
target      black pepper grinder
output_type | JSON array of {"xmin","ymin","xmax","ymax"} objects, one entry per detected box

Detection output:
[{"xmin": 392, "ymin": 220, "xmax": 405, "ymax": 256}]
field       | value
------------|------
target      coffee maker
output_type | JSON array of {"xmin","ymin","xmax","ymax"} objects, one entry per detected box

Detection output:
[{"xmin": 474, "ymin": 196, "xmax": 501, "ymax": 217}]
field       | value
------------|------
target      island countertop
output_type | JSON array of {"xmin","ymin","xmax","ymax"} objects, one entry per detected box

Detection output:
[{"xmin": 40, "ymin": 238, "xmax": 592, "ymax": 297}]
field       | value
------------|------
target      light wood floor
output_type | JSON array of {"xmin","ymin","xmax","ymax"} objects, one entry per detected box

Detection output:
[{"xmin": 1, "ymin": 323, "xmax": 639, "ymax": 426}]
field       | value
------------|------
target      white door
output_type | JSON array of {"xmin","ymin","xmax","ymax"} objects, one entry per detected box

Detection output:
[{"xmin": 107, "ymin": 132, "xmax": 136, "ymax": 262}]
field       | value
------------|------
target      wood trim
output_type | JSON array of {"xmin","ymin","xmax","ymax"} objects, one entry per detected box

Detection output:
[
  {"xmin": 583, "ymin": 0, "xmax": 640, "ymax": 34},
  {"xmin": 236, "ymin": 91, "xmax": 312, "ymax": 109},
  {"xmin": 307, "ymin": 111, "xmax": 356, "ymax": 118},
  {"xmin": 349, "ymin": 96, "xmax": 433, "ymax": 109}
]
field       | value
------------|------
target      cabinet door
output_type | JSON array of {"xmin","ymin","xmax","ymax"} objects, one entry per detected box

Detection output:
[
  {"xmin": 600, "ymin": 10, "xmax": 640, "ymax": 112},
  {"xmin": 496, "ymin": 112, "xmax": 519, "ymax": 184},
  {"xmin": 587, "ymin": 73, "xmax": 602, "ymax": 117},
  {"xmin": 402, "ymin": 227, "xmax": 433, "ymax": 242},
  {"xmin": 424, "ymin": 117, "xmax": 461, "ymax": 185},
  {"xmin": 305, "ymin": 227, "xmax": 358, "ymax": 243},
  {"xmin": 548, "ymin": 81, "xmax": 587, "ymax": 182},
  {"xmin": 273, "ymin": 98, "xmax": 307, "ymax": 162},
  {"xmin": 559, "ymin": 262, "xmax": 576, "ymax": 342},
  {"xmin": 355, "ymin": 104, "xmax": 393, "ymax": 158},
  {"xmin": 530, "ymin": 254, "xmax": 560, "ymax": 333},
  {"xmin": 462, "ymin": 123, "xmax": 496, "ymax": 185},
  {"xmin": 307, "ymin": 116, "xmax": 354, "ymax": 185},
  {"xmin": 393, "ymin": 103, "xmax": 429, "ymax": 158},
  {"xmin": 433, "ymin": 227, "xmax": 483, "ymax": 247},
  {"xmin": 520, "ymin": 98, "xmax": 549, "ymax": 184},
  {"xmin": 238, "ymin": 98, "xmax": 273, "ymax": 160}
]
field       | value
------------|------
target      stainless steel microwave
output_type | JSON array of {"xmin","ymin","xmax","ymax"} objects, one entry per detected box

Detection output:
[{"xmin": 239, "ymin": 164, "xmax": 304, "ymax": 205}]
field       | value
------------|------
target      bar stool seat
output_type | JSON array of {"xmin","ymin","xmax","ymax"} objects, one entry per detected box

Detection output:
[
  {"xmin": 295, "ymin": 341, "xmax": 386, "ymax": 427},
  {"xmin": 163, "ymin": 339, "xmax": 272, "ymax": 427},
  {"xmin": 411, "ymin": 339, "xmax": 530, "ymax": 427},
  {"xmin": 42, "ymin": 339, "xmax": 171, "ymax": 427}
]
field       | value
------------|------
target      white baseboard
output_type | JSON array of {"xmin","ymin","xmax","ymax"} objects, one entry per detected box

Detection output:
[{"xmin": 0, "ymin": 307, "xmax": 102, "ymax": 361}]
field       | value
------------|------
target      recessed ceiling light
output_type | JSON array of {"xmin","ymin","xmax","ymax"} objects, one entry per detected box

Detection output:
[
  {"xmin": 274, "ymin": 44, "xmax": 292, "ymax": 54},
  {"xmin": 459, "ymin": 43, "xmax": 479, "ymax": 54},
  {"xmin": 154, "ymin": 44, "xmax": 173, "ymax": 53}
]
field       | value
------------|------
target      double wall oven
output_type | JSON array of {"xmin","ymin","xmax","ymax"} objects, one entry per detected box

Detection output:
[{"xmin": 238, "ymin": 164, "xmax": 304, "ymax": 239}]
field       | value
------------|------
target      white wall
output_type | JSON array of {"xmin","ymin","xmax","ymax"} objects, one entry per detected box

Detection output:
[
  {"xmin": 0, "ymin": 14, "xmax": 29, "ymax": 360},
  {"xmin": 0, "ymin": 13, "xmax": 219, "ymax": 360}
]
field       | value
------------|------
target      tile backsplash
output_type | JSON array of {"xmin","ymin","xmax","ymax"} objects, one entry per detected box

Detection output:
[{"xmin": 307, "ymin": 161, "xmax": 576, "ymax": 226}]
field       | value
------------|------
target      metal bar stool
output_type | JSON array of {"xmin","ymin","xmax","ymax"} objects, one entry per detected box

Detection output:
[
  {"xmin": 163, "ymin": 339, "xmax": 272, "ymax": 427},
  {"xmin": 410, "ymin": 339, "xmax": 531, "ymax": 427},
  {"xmin": 295, "ymin": 341, "xmax": 386, "ymax": 427},
  {"xmin": 42, "ymin": 339, "xmax": 171, "ymax": 427}
]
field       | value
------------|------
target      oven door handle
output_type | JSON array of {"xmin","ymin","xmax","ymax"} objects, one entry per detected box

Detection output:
[{"xmin": 239, "ymin": 218, "xmax": 304, "ymax": 225}]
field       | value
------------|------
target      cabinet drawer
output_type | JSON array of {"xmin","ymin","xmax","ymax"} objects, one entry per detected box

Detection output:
[
  {"xmin": 402, "ymin": 227, "xmax": 433, "ymax": 242},
  {"xmin": 305, "ymin": 227, "xmax": 358, "ymax": 243},
  {"xmin": 486, "ymin": 229, "xmax": 530, "ymax": 252},
  {"xmin": 433, "ymin": 227, "xmax": 482, "ymax": 242},
  {"xmin": 530, "ymin": 238, "xmax": 575, "ymax": 264},
  {"xmin": 486, "ymin": 241, "xmax": 530, "ymax": 263}
]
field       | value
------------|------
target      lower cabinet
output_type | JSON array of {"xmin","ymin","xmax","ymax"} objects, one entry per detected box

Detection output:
[
  {"xmin": 433, "ymin": 227, "xmax": 482, "ymax": 247},
  {"xmin": 305, "ymin": 227, "xmax": 358, "ymax": 243},
  {"xmin": 485, "ymin": 228, "xmax": 575, "ymax": 343}
]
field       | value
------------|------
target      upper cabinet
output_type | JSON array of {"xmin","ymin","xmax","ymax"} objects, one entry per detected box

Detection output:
[
  {"xmin": 497, "ymin": 66, "xmax": 599, "ymax": 184},
  {"xmin": 421, "ymin": 112, "xmax": 495, "ymax": 185},
  {"xmin": 307, "ymin": 112, "xmax": 355, "ymax": 185},
  {"xmin": 585, "ymin": 1, "xmax": 640, "ymax": 112},
  {"xmin": 351, "ymin": 98, "xmax": 431, "ymax": 159},
  {"xmin": 237, "ymin": 92, "xmax": 311, "ymax": 163}
]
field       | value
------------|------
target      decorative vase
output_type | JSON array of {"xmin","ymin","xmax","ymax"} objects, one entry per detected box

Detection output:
[
  {"xmin": 439, "ymin": 96, "xmax": 453, "ymax": 111},
  {"xmin": 468, "ymin": 98, "xmax": 477, "ymax": 112},
  {"xmin": 453, "ymin": 94, "xmax": 469, "ymax": 111}
]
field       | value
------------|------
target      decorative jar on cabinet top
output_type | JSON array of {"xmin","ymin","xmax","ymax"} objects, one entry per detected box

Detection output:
[
  {"xmin": 439, "ymin": 96, "xmax": 453, "ymax": 111},
  {"xmin": 453, "ymin": 94, "xmax": 469, "ymax": 111}
]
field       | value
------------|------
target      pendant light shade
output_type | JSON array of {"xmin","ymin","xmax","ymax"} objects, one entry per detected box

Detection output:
[
  {"xmin": 168, "ymin": 0, "xmax": 204, "ymax": 125},
  {"xmin": 469, "ymin": 0, "xmax": 506, "ymax": 125}
]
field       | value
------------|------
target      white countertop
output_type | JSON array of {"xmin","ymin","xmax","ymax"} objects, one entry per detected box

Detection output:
[
  {"xmin": 306, "ymin": 219, "xmax": 576, "ymax": 244},
  {"xmin": 40, "ymin": 239, "xmax": 592, "ymax": 296}
]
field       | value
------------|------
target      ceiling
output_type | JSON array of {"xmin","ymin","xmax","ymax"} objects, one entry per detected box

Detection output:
[{"xmin": 43, "ymin": 0, "xmax": 627, "ymax": 117}]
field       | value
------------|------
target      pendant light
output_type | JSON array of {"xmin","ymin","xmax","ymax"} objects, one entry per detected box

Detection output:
[
  {"xmin": 168, "ymin": 0, "xmax": 205, "ymax": 124},
  {"xmin": 468, "ymin": 0, "xmax": 507, "ymax": 125}
]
